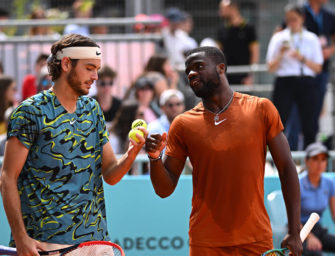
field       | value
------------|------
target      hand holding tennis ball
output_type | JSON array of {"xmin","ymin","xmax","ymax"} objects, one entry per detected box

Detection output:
[{"xmin": 128, "ymin": 119, "xmax": 147, "ymax": 143}]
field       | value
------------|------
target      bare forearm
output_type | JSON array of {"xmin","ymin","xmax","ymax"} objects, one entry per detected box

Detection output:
[
  {"xmin": 1, "ymin": 176, "xmax": 29, "ymax": 242},
  {"xmin": 249, "ymin": 42, "xmax": 260, "ymax": 64},
  {"xmin": 279, "ymin": 166, "xmax": 301, "ymax": 235},
  {"xmin": 301, "ymin": 56, "xmax": 322, "ymax": 73},
  {"xmin": 268, "ymin": 54, "xmax": 283, "ymax": 73},
  {"xmin": 150, "ymin": 160, "xmax": 176, "ymax": 198},
  {"xmin": 103, "ymin": 151, "xmax": 136, "ymax": 185}
]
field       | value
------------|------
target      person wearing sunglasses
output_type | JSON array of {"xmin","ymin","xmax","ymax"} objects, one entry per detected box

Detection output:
[
  {"xmin": 147, "ymin": 89, "xmax": 185, "ymax": 137},
  {"xmin": 37, "ymin": 66, "xmax": 53, "ymax": 93},
  {"xmin": 93, "ymin": 65, "xmax": 121, "ymax": 128}
]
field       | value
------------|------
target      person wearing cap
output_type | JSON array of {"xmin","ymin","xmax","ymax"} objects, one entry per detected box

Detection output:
[
  {"xmin": 162, "ymin": 7, "xmax": 198, "ymax": 70},
  {"xmin": 36, "ymin": 65, "xmax": 53, "ymax": 93},
  {"xmin": 93, "ymin": 65, "xmax": 121, "ymax": 129},
  {"xmin": 299, "ymin": 142, "xmax": 335, "ymax": 255},
  {"xmin": 21, "ymin": 53, "xmax": 49, "ymax": 101},
  {"xmin": 148, "ymin": 89, "xmax": 185, "ymax": 136},
  {"xmin": 134, "ymin": 76, "xmax": 161, "ymax": 123},
  {"xmin": 0, "ymin": 34, "xmax": 147, "ymax": 255}
]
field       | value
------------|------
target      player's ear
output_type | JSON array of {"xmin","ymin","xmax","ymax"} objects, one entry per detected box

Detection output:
[
  {"xmin": 217, "ymin": 63, "xmax": 226, "ymax": 74},
  {"xmin": 61, "ymin": 57, "xmax": 72, "ymax": 72}
]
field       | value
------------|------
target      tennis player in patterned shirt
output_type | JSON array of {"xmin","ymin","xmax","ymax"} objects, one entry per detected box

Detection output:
[{"xmin": 0, "ymin": 34, "xmax": 147, "ymax": 256}]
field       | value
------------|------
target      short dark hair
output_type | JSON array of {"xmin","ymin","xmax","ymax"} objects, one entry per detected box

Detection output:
[
  {"xmin": 0, "ymin": 76, "xmax": 14, "ymax": 122},
  {"xmin": 145, "ymin": 54, "xmax": 168, "ymax": 75},
  {"xmin": 47, "ymin": 34, "xmax": 100, "ymax": 81},
  {"xmin": 186, "ymin": 46, "xmax": 227, "ymax": 70},
  {"xmin": 35, "ymin": 53, "xmax": 49, "ymax": 65},
  {"xmin": 98, "ymin": 66, "xmax": 117, "ymax": 80}
]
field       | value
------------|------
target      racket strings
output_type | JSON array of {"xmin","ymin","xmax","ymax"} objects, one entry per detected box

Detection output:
[
  {"xmin": 63, "ymin": 244, "xmax": 122, "ymax": 256},
  {"xmin": 262, "ymin": 250, "xmax": 287, "ymax": 256}
]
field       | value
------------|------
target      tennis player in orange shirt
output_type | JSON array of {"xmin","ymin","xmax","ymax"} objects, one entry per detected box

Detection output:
[{"xmin": 145, "ymin": 46, "xmax": 303, "ymax": 256}]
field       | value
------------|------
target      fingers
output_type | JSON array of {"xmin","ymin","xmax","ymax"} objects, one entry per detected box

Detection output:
[
  {"xmin": 129, "ymin": 127, "xmax": 148, "ymax": 147},
  {"xmin": 145, "ymin": 133, "xmax": 167, "ymax": 159}
]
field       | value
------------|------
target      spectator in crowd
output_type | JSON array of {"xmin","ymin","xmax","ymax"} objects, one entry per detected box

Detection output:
[
  {"xmin": 299, "ymin": 142, "xmax": 335, "ymax": 255},
  {"xmin": 0, "ymin": 76, "xmax": 16, "ymax": 135},
  {"xmin": 179, "ymin": 11, "xmax": 195, "ymax": 36},
  {"xmin": 162, "ymin": 7, "xmax": 198, "ymax": 70},
  {"xmin": 217, "ymin": 0, "xmax": 259, "ymax": 85},
  {"xmin": 133, "ymin": 76, "xmax": 160, "ymax": 123},
  {"xmin": 93, "ymin": 66, "xmax": 121, "ymax": 129},
  {"xmin": 21, "ymin": 53, "xmax": 49, "ymax": 100},
  {"xmin": 36, "ymin": 66, "xmax": 53, "ymax": 93},
  {"xmin": 63, "ymin": 0, "xmax": 93, "ymax": 36},
  {"xmin": 266, "ymin": 4, "xmax": 323, "ymax": 149},
  {"xmin": 286, "ymin": 0, "xmax": 335, "ymax": 150},
  {"xmin": 0, "ymin": 8, "xmax": 9, "ymax": 40},
  {"xmin": 27, "ymin": 8, "xmax": 59, "ymax": 38},
  {"xmin": 305, "ymin": 0, "xmax": 335, "ymax": 138},
  {"xmin": 147, "ymin": 89, "xmax": 185, "ymax": 136},
  {"xmin": 144, "ymin": 54, "xmax": 179, "ymax": 97},
  {"xmin": 147, "ymin": 89, "xmax": 193, "ymax": 174}
]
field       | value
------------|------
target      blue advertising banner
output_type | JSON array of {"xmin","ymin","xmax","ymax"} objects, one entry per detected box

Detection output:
[{"xmin": 0, "ymin": 175, "xmax": 334, "ymax": 256}]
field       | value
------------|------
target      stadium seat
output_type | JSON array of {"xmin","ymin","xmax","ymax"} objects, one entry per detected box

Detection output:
[{"xmin": 266, "ymin": 189, "xmax": 287, "ymax": 248}]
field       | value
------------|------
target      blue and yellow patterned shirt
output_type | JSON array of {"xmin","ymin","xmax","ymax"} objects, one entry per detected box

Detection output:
[{"xmin": 7, "ymin": 89, "xmax": 110, "ymax": 245}]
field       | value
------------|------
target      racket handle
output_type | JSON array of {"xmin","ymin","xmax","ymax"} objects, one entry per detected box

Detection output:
[{"xmin": 300, "ymin": 212, "xmax": 320, "ymax": 242}]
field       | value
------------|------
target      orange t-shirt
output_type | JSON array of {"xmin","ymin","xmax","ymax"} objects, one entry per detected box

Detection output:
[{"xmin": 166, "ymin": 92, "xmax": 284, "ymax": 247}]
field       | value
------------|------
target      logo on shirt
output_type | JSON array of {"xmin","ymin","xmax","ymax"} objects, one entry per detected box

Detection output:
[{"xmin": 214, "ymin": 118, "xmax": 227, "ymax": 126}]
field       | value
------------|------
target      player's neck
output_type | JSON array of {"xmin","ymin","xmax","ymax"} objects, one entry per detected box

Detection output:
[
  {"xmin": 203, "ymin": 87, "xmax": 234, "ymax": 114},
  {"xmin": 52, "ymin": 81, "xmax": 78, "ymax": 113}
]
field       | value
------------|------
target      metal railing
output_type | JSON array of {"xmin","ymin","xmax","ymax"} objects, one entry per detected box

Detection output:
[
  {"xmin": 1, "ymin": 151, "xmax": 334, "ymax": 174},
  {"xmin": 0, "ymin": 17, "xmax": 163, "ymax": 28}
]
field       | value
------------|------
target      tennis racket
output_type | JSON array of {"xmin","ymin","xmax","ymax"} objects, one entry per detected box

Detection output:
[
  {"xmin": 0, "ymin": 241, "xmax": 125, "ymax": 256},
  {"xmin": 262, "ymin": 212, "xmax": 320, "ymax": 256}
]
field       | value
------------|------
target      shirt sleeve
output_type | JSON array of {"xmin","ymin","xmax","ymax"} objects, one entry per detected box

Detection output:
[
  {"xmin": 329, "ymin": 177, "xmax": 335, "ymax": 197},
  {"xmin": 261, "ymin": 98, "xmax": 284, "ymax": 142},
  {"xmin": 266, "ymin": 33, "xmax": 280, "ymax": 63},
  {"xmin": 247, "ymin": 25, "xmax": 257, "ymax": 44},
  {"xmin": 311, "ymin": 34, "xmax": 324, "ymax": 65},
  {"xmin": 165, "ymin": 115, "xmax": 188, "ymax": 161},
  {"xmin": 7, "ymin": 101, "xmax": 39, "ymax": 149}
]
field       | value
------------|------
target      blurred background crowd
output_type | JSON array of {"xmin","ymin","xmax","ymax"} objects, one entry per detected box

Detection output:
[{"xmin": 0, "ymin": 0, "xmax": 334, "ymax": 174}]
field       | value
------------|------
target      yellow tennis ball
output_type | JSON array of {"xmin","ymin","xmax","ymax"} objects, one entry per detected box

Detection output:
[
  {"xmin": 131, "ymin": 119, "xmax": 147, "ymax": 130},
  {"xmin": 128, "ymin": 129, "xmax": 144, "ymax": 143}
]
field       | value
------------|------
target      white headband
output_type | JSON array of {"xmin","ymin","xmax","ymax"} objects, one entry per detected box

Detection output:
[{"xmin": 56, "ymin": 47, "xmax": 102, "ymax": 60}]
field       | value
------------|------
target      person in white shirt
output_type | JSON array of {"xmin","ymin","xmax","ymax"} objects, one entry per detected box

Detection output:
[
  {"xmin": 162, "ymin": 8, "xmax": 198, "ymax": 70},
  {"xmin": 147, "ymin": 89, "xmax": 185, "ymax": 136},
  {"xmin": 266, "ymin": 4, "xmax": 323, "ymax": 149}
]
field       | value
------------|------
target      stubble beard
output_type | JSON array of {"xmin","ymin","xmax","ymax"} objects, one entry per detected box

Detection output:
[
  {"xmin": 192, "ymin": 71, "xmax": 221, "ymax": 99},
  {"xmin": 67, "ymin": 68, "xmax": 87, "ymax": 96}
]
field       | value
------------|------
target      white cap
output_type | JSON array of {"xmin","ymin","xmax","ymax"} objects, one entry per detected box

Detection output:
[{"xmin": 159, "ymin": 89, "xmax": 184, "ymax": 106}]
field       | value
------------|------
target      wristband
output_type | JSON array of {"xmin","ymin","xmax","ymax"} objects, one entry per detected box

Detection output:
[
  {"xmin": 148, "ymin": 151, "xmax": 163, "ymax": 161},
  {"xmin": 301, "ymin": 56, "xmax": 306, "ymax": 63}
]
